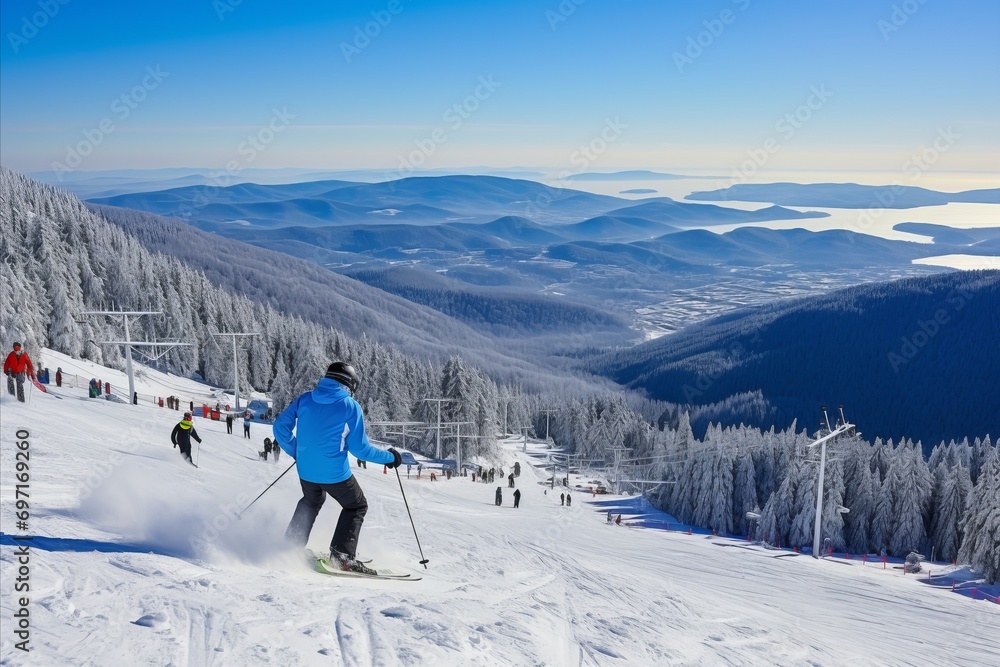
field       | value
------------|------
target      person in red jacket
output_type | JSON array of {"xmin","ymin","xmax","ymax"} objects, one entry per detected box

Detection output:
[{"xmin": 3, "ymin": 342, "xmax": 35, "ymax": 403}]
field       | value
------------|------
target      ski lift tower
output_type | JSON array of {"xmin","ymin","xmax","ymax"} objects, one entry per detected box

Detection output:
[
  {"xmin": 499, "ymin": 396, "xmax": 516, "ymax": 437},
  {"xmin": 211, "ymin": 332, "xmax": 259, "ymax": 411},
  {"xmin": 809, "ymin": 406, "xmax": 855, "ymax": 559},
  {"xmin": 608, "ymin": 445, "xmax": 632, "ymax": 494},
  {"xmin": 445, "ymin": 421, "xmax": 475, "ymax": 473},
  {"xmin": 77, "ymin": 310, "xmax": 191, "ymax": 405},
  {"xmin": 539, "ymin": 408, "xmax": 558, "ymax": 442},
  {"xmin": 422, "ymin": 398, "xmax": 457, "ymax": 459}
]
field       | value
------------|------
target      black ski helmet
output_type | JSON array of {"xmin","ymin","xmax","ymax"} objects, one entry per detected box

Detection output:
[{"xmin": 325, "ymin": 361, "xmax": 359, "ymax": 393}]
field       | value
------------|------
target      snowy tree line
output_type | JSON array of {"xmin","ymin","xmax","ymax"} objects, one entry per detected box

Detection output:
[{"xmin": 544, "ymin": 399, "xmax": 998, "ymax": 582}]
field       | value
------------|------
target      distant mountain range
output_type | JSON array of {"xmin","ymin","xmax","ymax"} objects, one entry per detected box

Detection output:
[
  {"xmin": 594, "ymin": 271, "xmax": 1000, "ymax": 447},
  {"xmin": 87, "ymin": 175, "xmax": 831, "ymax": 232},
  {"xmin": 686, "ymin": 183, "xmax": 1000, "ymax": 209}
]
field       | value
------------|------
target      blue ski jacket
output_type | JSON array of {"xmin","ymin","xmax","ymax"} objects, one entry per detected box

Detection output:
[{"xmin": 273, "ymin": 378, "xmax": 393, "ymax": 484}]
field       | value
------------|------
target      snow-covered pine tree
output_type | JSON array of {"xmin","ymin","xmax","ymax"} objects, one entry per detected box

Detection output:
[
  {"xmin": 958, "ymin": 447, "xmax": 1000, "ymax": 583},
  {"xmin": 757, "ymin": 465, "xmax": 796, "ymax": 546},
  {"xmin": 732, "ymin": 451, "xmax": 758, "ymax": 536},
  {"xmin": 788, "ymin": 452, "xmax": 818, "ymax": 549},
  {"xmin": 886, "ymin": 444, "xmax": 927, "ymax": 556},
  {"xmin": 844, "ymin": 447, "xmax": 876, "ymax": 554},
  {"xmin": 930, "ymin": 462, "xmax": 972, "ymax": 563}
]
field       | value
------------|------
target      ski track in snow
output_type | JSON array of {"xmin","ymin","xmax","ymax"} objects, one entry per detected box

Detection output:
[{"xmin": 1, "ymin": 349, "xmax": 998, "ymax": 666}]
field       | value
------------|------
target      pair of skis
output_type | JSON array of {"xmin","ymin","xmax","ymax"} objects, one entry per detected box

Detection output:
[{"xmin": 310, "ymin": 552, "xmax": 421, "ymax": 582}]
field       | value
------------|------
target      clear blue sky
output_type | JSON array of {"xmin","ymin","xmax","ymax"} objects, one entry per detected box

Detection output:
[{"xmin": 1, "ymin": 0, "xmax": 997, "ymax": 174}]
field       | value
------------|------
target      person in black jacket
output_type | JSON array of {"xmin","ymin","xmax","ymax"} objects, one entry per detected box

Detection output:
[
  {"xmin": 495, "ymin": 487, "xmax": 503, "ymax": 506},
  {"xmin": 171, "ymin": 412, "xmax": 201, "ymax": 465},
  {"xmin": 513, "ymin": 488, "xmax": 521, "ymax": 508},
  {"xmin": 225, "ymin": 412, "xmax": 234, "ymax": 435}
]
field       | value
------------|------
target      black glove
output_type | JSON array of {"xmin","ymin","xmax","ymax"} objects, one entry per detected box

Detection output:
[{"xmin": 387, "ymin": 448, "xmax": 402, "ymax": 469}]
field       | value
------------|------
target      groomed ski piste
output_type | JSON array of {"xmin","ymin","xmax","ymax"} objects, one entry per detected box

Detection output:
[{"xmin": 1, "ymin": 350, "xmax": 998, "ymax": 666}]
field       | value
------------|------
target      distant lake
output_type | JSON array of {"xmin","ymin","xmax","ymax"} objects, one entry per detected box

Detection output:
[
  {"xmin": 913, "ymin": 254, "xmax": 1000, "ymax": 270},
  {"xmin": 535, "ymin": 170, "xmax": 1000, "ymax": 244}
]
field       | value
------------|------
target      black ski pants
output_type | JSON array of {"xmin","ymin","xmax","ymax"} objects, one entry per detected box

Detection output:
[{"xmin": 285, "ymin": 476, "xmax": 368, "ymax": 559}]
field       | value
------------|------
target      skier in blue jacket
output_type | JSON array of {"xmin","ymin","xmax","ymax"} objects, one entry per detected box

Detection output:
[{"xmin": 273, "ymin": 362, "xmax": 401, "ymax": 574}]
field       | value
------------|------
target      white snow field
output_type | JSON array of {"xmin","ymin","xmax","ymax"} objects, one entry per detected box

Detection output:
[{"xmin": 1, "ymin": 351, "xmax": 998, "ymax": 666}]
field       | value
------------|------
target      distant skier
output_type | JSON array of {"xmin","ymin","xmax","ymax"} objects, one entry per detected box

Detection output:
[
  {"xmin": 272, "ymin": 439, "xmax": 281, "ymax": 463},
  {"xmin": 565, "ymin": 493, "xmax": 572, "ymax": 507},
  {"xmin": 495, "ymin": 487, "xmax": 503, "ymax": 506},
  {"xmin": 615, "ymin": 514, "xmax": 622, "ymax": 526},
  {"xmin": 263, "ymin": 437, "xmax": 273, "ymax": 461},
  {"xmin": 226, "ymin": 412, "xmax": 234, "ymax": 435},
  {"xmin": 3, "ymin": 342, "xmax": 35, "ymax": 402},
  {"xmin": 171, "ymin": 412, "xmax": 202, "ymax": 465},
  {"xmin": 243, "ymin": 412, "xmax": 252, "ymax": 438},
  {"xmin": 514, "ymin": 462, "xmax": 521, "ymax": 477},
  {"xmin": 508, "ymin": 472, "xmax": 515, "ymax": 488},
  {"xmin": 513, "ymin": 489, "xmax": 521, "ymax": 508},
  {"xmin": 55, "ymin": 368, "xmax": 62, "ymax": 387},
  {"xmin": 607, "ymin": 510, "xmax": 613, "ymax": 524},
  {"xmin": 560, "ymin": 493, "xmax": 565, "ymax": 506},
  {"xmin": 274, "ymin": 361, "xmax": 401, "ymax": 575}
]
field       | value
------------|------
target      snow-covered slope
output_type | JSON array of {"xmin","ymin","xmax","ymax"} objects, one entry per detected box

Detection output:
[{"xmin": 1, "ymin": 353, "xmax": 998, "ymax": 666}]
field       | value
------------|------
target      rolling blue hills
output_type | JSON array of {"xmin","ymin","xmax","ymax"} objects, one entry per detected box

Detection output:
[
  {"xmin": 605, "ymin": 200, "xmax": 829, "ymax": 225},
  {"xmin": 89, "ymin": 175, "xmax": 836, "ymax": 235}
]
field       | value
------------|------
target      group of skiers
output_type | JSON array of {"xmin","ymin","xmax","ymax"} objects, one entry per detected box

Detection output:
[
  {"xmin": 87, "ymin": 378, "xmax": 106, "ymax": 398},
  {"xmin": 495, "ymin": 486, "xmax": 522, "ymax": 508},
  {"xmin": 474, "ymin": 461, "xmax": 522, "ymax": 485},
  {"xmin": 261, "ymin": 437, "xmax": 281, "ymax": 462}
]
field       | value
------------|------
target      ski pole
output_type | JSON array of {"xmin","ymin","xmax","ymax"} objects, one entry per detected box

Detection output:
[
  {"xmin": 237, "ymin": 461, "xmax": 296, "ymax": 519},
  {"xmin": 394, "ymin": 467, "xmax": 429, "ymax": 569},
  {"xmin": 194, "ymin": 440, "xmax": 201, "ymax": 467}
]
